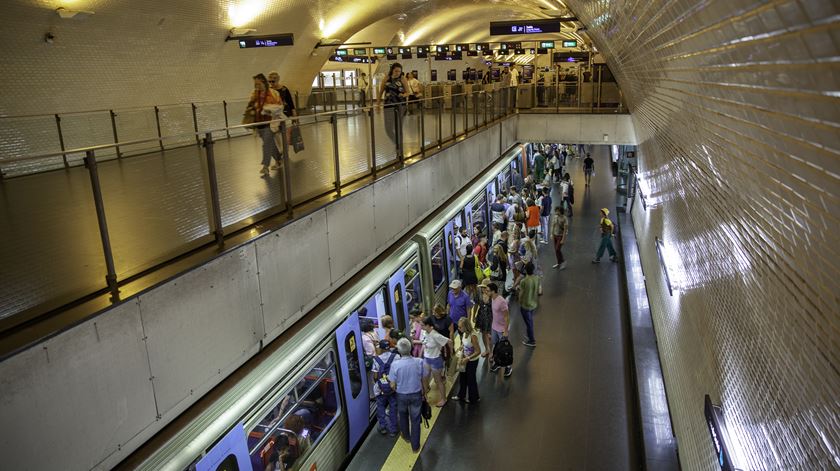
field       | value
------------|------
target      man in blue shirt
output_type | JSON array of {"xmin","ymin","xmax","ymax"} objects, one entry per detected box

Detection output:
[
  {"xmin": 447, "ymin": 280, "xmax": 473, "ymax": 330},
  {"xmin": 390, "ymin": 338, "xmax": 430, "ymax": 452}
]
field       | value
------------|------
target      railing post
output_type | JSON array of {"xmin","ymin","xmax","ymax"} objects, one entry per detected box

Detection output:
[
  {"xmin": 84, "ymin": 150, "xmax": 120, "ymax": 302},
  {"xmin": 278, "ymin": 121, "xmax": 293, "ymax": 217},
  {"xmin": 191, "ymin": 103, "xmax": 200, "ymax": 146},
  {"xmin": 395, "ymin": 106, "xmax": 404, "ymax": 167},
  {"xmin": 450, "ymin": 97, "xmax": 456, "ymax": 141},
  {"xmin": 437, "ymin": 97, "xmax": 443, "ymax": 147},
  {"xmin": 222, "ymin": 100, "xmax": 231, "ymax": 139},
  {"xmin": 473, "ymin": 92, "xmax": 478, "ymax": 131},
  {"xmin": 368, "ymin": 107, "xmax": 377, "ymax": 179},
  {"xmin": 154, "ymin": 106, "xmax": 164, "ymax": 151},
  {"xmin": 109, "ymin": 110, "xmax": 122, "ymax": 158},
  {"xmin": 55, "ymin": 114, "xmax": 68, "ymax": 168},
  {"xmin": 202, "ymin": 133, "xmax": 225, "ymax": 248},
  {"xmin": 462, "ymin": 94, "xmax": 468, "ymax": 135},
  {"xmin": 419, "ymin": 100, "xmax": 426, "ymax": 157},
  {"xmin": 330, "ymin": 114, "xmax": 342, "ymax": 196},
  {"xmin": 342, "ymin": 89, "xmax": 348, "ymax": 113},
  {"xmin": 483, "ymin": 91, "xmax": 488, "ymax": 126}
]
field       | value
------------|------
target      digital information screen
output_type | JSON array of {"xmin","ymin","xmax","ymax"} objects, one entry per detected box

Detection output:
[
  {"xmin": 330, "ymin": 55, "xmax": 375, "ymax": 63},
  {"xmin": 373, "ymin": 47, "xmax": 386, "ymax": 55},
  {"xmin": 540, "ymin": 40, "xmax": 555, "ymax": 49},
  {"xmin": 490, "ymin": 19, "xmax": 561, "ymax": 35},
  {"xmin": 436, "ymin": 44, "xmax": 449, "ymax": 53},
  {"xmin": 491, "ymin": 68, "xmax": 500, "ymax": 80},
  {"xmin": 353, "ymin": 48, "xmax": 367, "ymax": 55},
  {"xmin": 474, "ymin": 43, "xmax": 490, "ymax": 52},
  {"xmin": 237, "ymin": 34, "xmax": 294, "ymax": 48},
  {"xmin": 455, "ymin": 44, "xmax": 469, "ymax": 52},
  {"xmin": 447, "ymin": 69, "xmax": 456, "ymax": 81},
  {"xmin": 398, "ymin": 47, "xmax": 411, "ymax": 54},
  {"xmin": 336, "ymin": 49, "xmax": 348, "ymax": 56},
  {"xmin": 553, "ymin": 52, "xmax": 589, "ymax": 63},
  {"xmin": 562, "ymin": 40, "xmax": 578, "ymax": 48}
]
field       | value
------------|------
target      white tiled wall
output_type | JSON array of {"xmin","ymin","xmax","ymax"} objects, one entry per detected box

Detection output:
[{"xmin": 568, "ymin": 0, "xmax": 840, "ymax": 469}]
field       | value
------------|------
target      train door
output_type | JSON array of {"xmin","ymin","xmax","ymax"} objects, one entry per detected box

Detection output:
[
  {"xmin": 463, "ymin": 205, "xmax": 473, "ymax": 238},
  {"xmin": 387, "ymin": 269, "xmax": 409, "ymax": 333},
  {"xmin": 499, "ymin": 168, "xmax": 510, "ymax": 193},
  {"xmin": 485, "ymin": 181, "xmax": 497, "ymax": 231},
  {"xmin": 430, "ymin": 234, "xmax": 447, "ymax": 307},
  {"xmin": 444, "ymin": 220, "xmax": 458, "ymax": 284},
  {"xmin": 335, "ymin": 312, "xmax": 368, "ymax": 451},
  {"xmin": 403, "ymin": 257, "xmax": 424, "ymax": 315},
  {"xmin": 470, "ymin": 192, "xmax": 487, "ymax": 236}
]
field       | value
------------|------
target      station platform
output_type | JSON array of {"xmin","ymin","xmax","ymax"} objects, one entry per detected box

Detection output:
[
  {"xmin": 346, "ymin": 145, "xmax": 636, "ymax": 470},
  {"xmin": 0, "ymin": 108, "xmax": 477, "ymax": 321}
]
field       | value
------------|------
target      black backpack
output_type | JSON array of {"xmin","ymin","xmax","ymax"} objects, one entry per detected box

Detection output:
[{"xmin": 493, "ymin": 337, "xmax": 514, "ymax": 367}]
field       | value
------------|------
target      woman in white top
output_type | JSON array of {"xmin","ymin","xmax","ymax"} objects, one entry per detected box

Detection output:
[
  {"xmin": 422, "ymin": 316, "xmax": 452, "ymax": 407},
  {"xmin": 452, "ymin": 317, "xmax": 481, "ymax": 403}
]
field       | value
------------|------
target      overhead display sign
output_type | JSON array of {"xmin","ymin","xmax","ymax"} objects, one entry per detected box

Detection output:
[
  {"xmin": 540, "ymin": 40, "xmax": 555, "ymax": 49},
  {"xmin": 398, "ymin": 47, "xmax": 411, "ymax": 54},
  {"xmin": 562, "ymin": 40, "xmax": 578, "ymax": 48},
  {"xmin": 436, "ymin": 44, "xmax": 449, "ymax": 53},
  {"xmin": 490, "ymin": 19, "xmax": 561, "ymax": 36},
  {"xmin": 704, "ymin": 396, "xmax": 744, "ymax": 471},
  {"xmin": 474, "ymin": 43, "xmax": 490, "ymax": 52},
  {"xmin": 553, "ymin": 52, "xmax": 589, "ymax": 63},
  {"xmin": 353, "ymin": 48, "xmax": 367, "ymax": 55},
  {"xmin": 330, "ymin": 55, "xmax": 375, "ymax": 63},
  {"xmin": 237, "ymin": 34, "xmax": 294, "ymax": 48},
  {"xmin": 373, "ymin": 47, "xmax": 386, "ymax": 55},
  {"xmin": 455, "ymin": 44, "xmax": 469, "ymax": 52},
  {"xmin": 335, "ymin": 49, "xmax": 348, "ymax": 56}
]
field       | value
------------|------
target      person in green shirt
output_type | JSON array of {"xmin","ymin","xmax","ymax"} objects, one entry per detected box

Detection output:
[
  {"xmin": 517, "ymin": 262, "xmax": 540, "ymax": 347},
  {"xmin": 533, "ymin": 152, "xmax": 546, "ymax": 185}
]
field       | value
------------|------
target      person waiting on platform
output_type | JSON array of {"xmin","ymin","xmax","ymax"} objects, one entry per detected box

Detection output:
[
  {"xmin": 452, "ymin": 317, "xmax": 481, "ymax": 403},
  {"xmin": 389, "ymin": 338, "xmax": 429, "ymax": 453},
  {"xmin": 357, "ymin": 72, "xmax": 369, "ymax": 108},
  {"xmin": 459, "ymin": 246, "xmax": 479, "ymax": 301},
  {"xmin": 447, "ymin": 280, "xmax": 473, "ymax": 333},
  {"xmin": 421, "ymin": 316, "xmax": 452, "ymax": 407},
  {"xmin": 372, "ymin": 339, "xmax": 400, "ymax": 437},
  {"xmin": 475, "ymin": 278, "xmax": 494, "ymax": 357},
  {"xmin": 380, "ymin": 315, "xmax": 395, "ymax": 348}
]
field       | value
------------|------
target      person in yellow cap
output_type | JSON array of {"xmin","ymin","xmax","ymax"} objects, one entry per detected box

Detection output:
[{"xmin": 592, "ymin": 208, "xmax": 618, "ymax": 263}]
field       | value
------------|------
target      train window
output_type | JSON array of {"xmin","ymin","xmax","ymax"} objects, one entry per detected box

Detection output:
[
  {"xmin": 430, "ymin": 238, "xmax": 445, "ymax": 291},
  {"xmin": 471, "ymin": 194, "xmax": 486, "ymax": 235},
  {"xmin": 343, "ymin": 334, "xmax": 363, "ymax": 399},
  {"xmin": 404, "ymin": 261, "xmax": 423, "ymax": 316},
  {"xmin": 392, "ymin": 284, "xmax": 406, "ymax": 332},
  {"xmin": 357, "ymin": 288, "xmax": 390, "ymax": 342},
  {"xmin": 247, "ymin": 352, "xmax": 341, "ymax": 471}
]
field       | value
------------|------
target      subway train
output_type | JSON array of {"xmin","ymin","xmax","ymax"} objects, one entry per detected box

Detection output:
[{"xmin": 133, "ymin": 144, "xmax": 528, "ymax": 471}]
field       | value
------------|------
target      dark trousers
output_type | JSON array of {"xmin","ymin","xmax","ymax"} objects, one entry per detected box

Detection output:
[
  {"xmin": 596, "ymin": 234, "xmax": 617, "ymax": 259},
  {"xmin": 376, "ymin": 393, "xmax": 398, "ymax": 433},
  {"xmin": 521, "ymin": 308, "xmax": 535, "ymax": 343},
  {"xmin": 553, "ymin": 236, "xmax": 565, "ymax": 264},
  {"xmin": 359, "ymin": 90, "xmax": 366, "ymax": 107},
  {"xmin": 397, "ymin": 392, "xmax": 423, "ymax": 451},
  {"xmin": 457, "ymin": 360, "xmax": 480, "ymax": 401}
]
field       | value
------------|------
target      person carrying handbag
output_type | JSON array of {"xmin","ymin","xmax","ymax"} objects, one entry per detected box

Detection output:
[{"xmin": 246, "ymin": 73, "xmax": 282, "ymax": 176}]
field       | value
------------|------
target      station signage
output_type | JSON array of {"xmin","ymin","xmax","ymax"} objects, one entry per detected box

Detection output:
[
  {"xmin": 490, "ymin": 19, "xmax": 562, "ymax": 35},
  {"xmin": 455, "ymin": 44, "xmax": 469, "ymax": 52},
  {"xmin": 335, "ymin": 49, "xmax": 348, "ymax": 56},
  {"xmin": 553, "ymin": 52, "xmax": 589, "ymax": 63},
  {"xmin": 474, "ymin": 43, "xmax": 490, "ymax": 52},
  {"xmin": 330, "ymin": 55, "xmax": 376, "ymax": 63},
  {"xmin": 704, "ymin": 395, "xmax": 744, "ymax": 471},
  {"xmin": 416, "ymin": 46, "xmax": 429, "ymax": 58},
  {"xmin": 540, "ymin": 40, "xmax": 555, "ymax": 49},
  {"xmin": 353, "ymin": 48, "xmax": 367, "ymax": 55},
  {"xmin": 373, "ymin": 47, "xmax": 386, "ymax": 55},
  {"xmin": 562, "ymin": 40, "xmax": 578, "ymax": 48},
  {"xmin": 436, "ymin": 44, "xmax": 450, "ymax": 53},
  {"xmin": 398, "ymin": 47, "xmax": 411, "ymax": 54},
  {"xmin": 237, "ymin": 34, "xmax": 294, "ymax": 48}
]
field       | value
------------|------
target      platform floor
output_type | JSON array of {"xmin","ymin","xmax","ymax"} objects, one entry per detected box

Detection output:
[
  {"xmin": 0, "ymin": 108, "xmax": 489, "ymax": 320},
  {"xmin": 346, "ymin": 145, "xmax": 635, "ymax": 470}
]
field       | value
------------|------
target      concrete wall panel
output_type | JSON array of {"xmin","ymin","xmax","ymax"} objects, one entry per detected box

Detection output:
[
  {"xmin": 518, "ymin": 114, "xmax": 636, "ymax": 145},
  {"xmin": 256, "ymin": 210, "xmax": 331, "ymax": 342},
  {"xmin": 407, "ymin": 157, "xmax": 435, "ymax": 222},
  {"xmin": 140, "ymin": 246, "xmax": 263, "ymax": 418},
  {"xmin": 326, "ymin": 186, "xmax": 376, "ymax": 286},
  {"xmin": 373, "ymin": 171, "xmax": 409, "ymax": 248},
  {"xmin": 0, "ymin": 300, "xmax": 156, "ymax": 471}
]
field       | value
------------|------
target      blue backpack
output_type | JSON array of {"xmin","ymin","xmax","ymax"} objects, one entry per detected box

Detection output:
[{"xmin": 374, "ymin": 353, "xmax": 397, "ymax": 395}]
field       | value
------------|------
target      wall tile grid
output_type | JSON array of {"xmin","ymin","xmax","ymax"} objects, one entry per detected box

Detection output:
[{"xmin": 566, "ymin": 0, "xmax": 839, "ymax": 469}]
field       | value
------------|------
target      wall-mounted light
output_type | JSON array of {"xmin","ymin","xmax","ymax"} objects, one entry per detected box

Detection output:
[
  {"xmin": 55, "ymin": 7, "xmax": 95, "ymax": 19},
  {"xmin": 655, "ymin": 236, "xmax": 676, "ymax": 296},
  {"xmin": 229, "ymin": 27, "xmax": 256, "ymax": 36}
]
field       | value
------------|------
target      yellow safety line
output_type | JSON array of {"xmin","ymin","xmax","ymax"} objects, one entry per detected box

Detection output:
[{"xmin": 380, "ymin": 371, "xmax": 459, "ymax": 470}]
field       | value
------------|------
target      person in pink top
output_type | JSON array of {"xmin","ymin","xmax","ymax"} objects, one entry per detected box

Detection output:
[{"xmin": 487, "ymin": 282, "xmax": 512, "ymax": 377}]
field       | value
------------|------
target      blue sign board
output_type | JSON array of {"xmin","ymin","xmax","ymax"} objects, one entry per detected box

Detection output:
[
  {"xmin": 195, "ymin": 423, "xmax": 253, "ymax": 471},
  {"xmin": 490, "ymin": 20, "xmax": 561, "ymax": 36}
]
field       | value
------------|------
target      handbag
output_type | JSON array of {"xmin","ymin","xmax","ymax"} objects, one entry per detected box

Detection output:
[
  {"xmin": 290, "ymin": 125, "xmax": 305, "ymax": 153},
  {"xmin": 474, "ymin": 262, "xmax": 485, "ymax": 282}
]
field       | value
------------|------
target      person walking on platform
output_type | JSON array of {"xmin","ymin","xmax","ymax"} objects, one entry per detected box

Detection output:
[
  {"xmin": 583, "ymin": 153, "xmax": 595, "ymax": 186},
  {"xmin": 560, "ymin": 173, "xmax": 575, "ymax": 217},
  {"xmin": 421, "ymin": 316, "xmax": 452, "ymax": 407},
  {"xmin": 517, "ymin": 263, "xmax": 539, "ymax": 347},
  {"xmin": 550, "ymin": 206, "xmax": 568, "ymax": 270},
  {"xmin": 246, "ymin": 73, "xmax": 282, "ymax": 176},
  {"xmin": 539, "ymin": 187, "xmax": 552, "ymax": 244},
  {"xmin": 372, "ymin": 339, "xmax": 400, "ymax": 436},
  {"xmin": 379, "ymin": 63, "xmax": 411, "ymax": 149},
  {"xmin": 592, "ymin": 208, "xmax": 619, "ymax": 263},
  {"xmin": 487, "ymin": 282, "xmax": 512, "ymax": 377},
  {"xmin": 452, "ymin": 317, "xmax": 481, "ymax": 403},
  {"xmin": 358, "ymin": 72, "xmax": 369, "ymax": 108},
  {"xmin": 533, "ymin": 151, "xmax": 546, "ymax": 185},
  {"xmin": 390, "ymin": 338, "xmax": 430, "ymax": 453}
]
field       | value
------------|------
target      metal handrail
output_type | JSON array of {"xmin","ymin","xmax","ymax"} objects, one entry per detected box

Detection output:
[
  {"xmin": 0, "ymin": 89, "xmax": 509, "ymax": 166},
  {"xmin": 0, "ymin": 98, "xmax": 248, "ymax": 120}
]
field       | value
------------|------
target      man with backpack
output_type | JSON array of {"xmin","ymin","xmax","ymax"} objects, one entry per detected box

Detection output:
[
  {"xmin": 592, "ymin": 208, "xmax": 619, "ymax": 263},
  {"xmin": 372, "ymin": 339, "xmax": 400, "ymax": 437},
  {"xmin": 486, "ymin": 282, "xmax": 513, "ymax": 377}
]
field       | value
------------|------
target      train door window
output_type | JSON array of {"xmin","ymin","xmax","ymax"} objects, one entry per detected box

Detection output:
[
  {"xmin": 391, "ymin": 283, "xmax": 406, "ymax": 332},
  {"xmin": 430, "ymin": 237, "xmax": 445, "ymax": 292},
  {"xmin": 446, "ymin": 223, "xmax": 459, "ymax": 284},
  {"xmin": 471, "ymin": 193, "xmax": 487, "ymax": 235},
  {"xmin": 500, "ymin": 169, "xmax": 510, "ymax": 192},
  {"xmin": 404, "ymin": 259, "xmax": 423, "ymax": 315},
  {"xmin": 357, "ymin": 288, "xmax": 390, "ymax": 344},
  {"xmin": 456, "ymin": 212, "xmax": 466, "ymax": 233},
  {"xmin": 247, "ymin": 352, "xmax": 341, "ymax": 471}
]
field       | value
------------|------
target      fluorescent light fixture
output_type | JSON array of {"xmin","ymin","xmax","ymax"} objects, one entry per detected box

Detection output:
[
  {"xmin": 655, "ymin": 237, "xmax": 676, "ymax": 296},
  {"xmin": 55, "ymin": 7, "xmax": 94, "ymax": 19}
]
